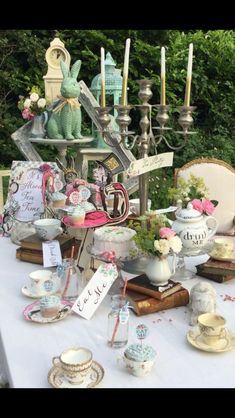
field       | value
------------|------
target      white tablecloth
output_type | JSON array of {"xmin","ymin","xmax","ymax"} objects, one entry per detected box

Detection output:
[{"xmin": 0, "ymin": 237, "xmax": 235, "ymax": 388}]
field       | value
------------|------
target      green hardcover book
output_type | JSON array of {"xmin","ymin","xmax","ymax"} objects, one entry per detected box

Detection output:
[
  {"xmin": 196, "ymin": 258, "xmax": 235, "ymax": 277},
  {"xmin": 196, "ymin": 270, "xmax": 235, "ymax": 283}
]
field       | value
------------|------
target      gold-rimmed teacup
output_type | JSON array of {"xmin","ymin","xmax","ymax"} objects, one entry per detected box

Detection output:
[
  {"xmin": 197, "ymin": 313, "xmax": 227, "ymax": 346},
  {"xmin": 53, "ymin": 347, "xmax": 93, "ymax": 384}
]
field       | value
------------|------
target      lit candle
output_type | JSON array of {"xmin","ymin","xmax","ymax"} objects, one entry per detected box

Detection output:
[
  {"xmin": 160, "ymin": 46, "xmax": 166, "ymax": 105},
  {"xmin": 184, "ymin": 43, "xmax": 193, "ymax": 107},
  {"xmin": 100, "ymin": 47, "xmax": 106, "ymax": 107},
  {"xmin": 121, "ymin": 38, "xmax": 131, "ymax": 106}
]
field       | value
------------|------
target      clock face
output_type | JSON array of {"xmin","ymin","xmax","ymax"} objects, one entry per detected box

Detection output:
[{"xmin": 48, "ymin": 48, "xmax": 66, "ymax": 68}]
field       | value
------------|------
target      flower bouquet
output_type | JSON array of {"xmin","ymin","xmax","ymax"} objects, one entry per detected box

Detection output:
[
  {"xmin": 129, "ymin": 214, "xmax": 182, "ymax": 258},
  {"xmin": 168, "ymin": 174, "xmax": 218, "ymax": 215},
  {"xmin": 18, "ymin": 86, "xmax": 48, "ymax": 120},
  {"xmin": 129, "ymin": 214, "xmax": 182, "ymax": 286}
]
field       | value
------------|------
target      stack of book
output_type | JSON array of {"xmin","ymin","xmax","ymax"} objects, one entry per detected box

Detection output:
[
  {"xmin": 16, "ymin": 234, "xmax": 81, "ymax": 265},
  {"xmin": 196, "ymin": 258, "xmax": 235, "ymax": 283},
  {"xmin": 125, "ymin": 274, "xmax": 189, "ymax": 316}
]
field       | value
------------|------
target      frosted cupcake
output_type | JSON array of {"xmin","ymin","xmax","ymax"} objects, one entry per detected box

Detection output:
[
  {"xmin": 50, "ymin": 192, "xmax": 67, "ymax": 208},
  {"xmin": 40, "ymin": 295, "xmax": 60, "ymax": 318},
  {"xmin": 71, "ymin": 206, "xmax": 86, "ymax": 226},
  {"xmin": 124, "ymin": 344, "xmax": 156, "ymax": 377}
]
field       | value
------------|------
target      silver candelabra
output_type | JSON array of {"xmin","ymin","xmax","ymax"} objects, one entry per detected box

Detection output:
[{"xmin": 95, "ymin": 79, "xmax": 196, "ymax": 215}]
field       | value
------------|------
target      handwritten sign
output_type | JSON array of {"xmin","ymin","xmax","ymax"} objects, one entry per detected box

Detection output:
[
  {"xmin": 126, "ymin": 152, "xmax": 173, "ymax": 177},
  {"xmin": 5, "ymin": 161, "xmax": 61, "ymax": 223},
  {"xmin": 72, "ymin": 264, "xmax": 118, "ymax": 320},
  {"xmin": 42, "ymin": 240, "xmax": 62, "ymax": 267}
]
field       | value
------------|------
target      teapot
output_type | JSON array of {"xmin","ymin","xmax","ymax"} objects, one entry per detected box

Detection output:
[{"xmin": 172, "ymin": 203, "xmax": 218, "ymax": 254}]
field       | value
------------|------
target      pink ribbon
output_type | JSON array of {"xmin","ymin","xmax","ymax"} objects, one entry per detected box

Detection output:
[{"xmin": 40, "ymin": 164, "xmax": 55, "ymax": 205}]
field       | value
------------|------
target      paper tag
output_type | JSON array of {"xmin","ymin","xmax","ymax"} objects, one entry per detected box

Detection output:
[
  {"xmin": 156, "ymin": 206, "xmax": 178, "ymax": 214},
  {"xmin": 42, "ymin": 240, "xmax": 62, "ymax": 267},
  {"xmin": 78, "ymin": 186, "xmax": 91, "ymax": 201},
  {"xmin": 126, "ymin": 152, "xmax": 173, "ymax": 177},
  {"xmin": 119, "ymin": 303, "xmax": 130, "ymax": 324},
  {"xmin": 72, "ymin": 264, "xmax": 118, "ymax": 320},
  {"xmin": 69, "ymin": 191, "xmax": 81, "ymax": 205}
]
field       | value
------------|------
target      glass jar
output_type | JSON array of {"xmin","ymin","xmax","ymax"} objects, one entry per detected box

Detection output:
[
  {"xmin": 57, "ymin": 258, "xmax": 82, "ymax": 301},
  {"xmin": 107, "ymin": 294, "xmax": 129, "ymax": 348}
]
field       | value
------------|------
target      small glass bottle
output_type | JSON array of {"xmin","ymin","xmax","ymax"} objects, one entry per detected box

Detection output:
[
  {"xmin": 57, "ymin": 258, "xmax": 82, "ymax": 301},
  {"xmin": 107, "ymin": 294, "xmax": 129, "ymax": 348}
]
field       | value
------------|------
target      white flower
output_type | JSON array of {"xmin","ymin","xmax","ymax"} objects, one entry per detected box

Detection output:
[
  {"xmin": 37, "ymin": 98, "xmax": 46, "ymax": 108},
  {"xmin": 30, "ymin": 92, "xmax": 39, "ymax": 102},
  {"xmin": 23, "ymin": 98, "xmax": 31, "ymax": 108},
  {"xmin": 154, "ymin": 239, "xmax": 170, "ymax": 256},
  {"xmin": 168, "ymin": 236, "xmax": 182, "ymax": 253}
]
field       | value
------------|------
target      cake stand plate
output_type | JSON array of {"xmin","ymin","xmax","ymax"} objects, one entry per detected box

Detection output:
[{"xmin": 86, "ymin": 244, "xmax": 140, "ymax": 263}]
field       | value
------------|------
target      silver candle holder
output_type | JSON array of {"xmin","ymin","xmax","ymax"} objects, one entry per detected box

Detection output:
[{"xmin": 95, "ymin": 79, "xmax": 196, "ymax": 215}]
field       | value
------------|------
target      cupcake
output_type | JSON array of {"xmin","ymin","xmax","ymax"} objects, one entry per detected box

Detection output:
[
  {"xmin": 40, "ymin": 295, "xmax": 60, "ymax": 318},
  {"xmin": 50, "ymin": 192, "xmax": 67, "ymax": 208},
  {"xmin": 124, "ymin": 343, "xmax": 156, "ymax": 377},
  {"xmin": 71, "ymin": 206, "xmax": 86, "ymax": 226}
]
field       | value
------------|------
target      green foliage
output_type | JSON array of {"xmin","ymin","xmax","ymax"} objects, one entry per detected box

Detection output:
[
  {"xmin": 0, "ymin": 29, "xmax": 235, "ymax": 209},
  {"xmin": 168, "ymin": 173, "xmax": 209, "ymax": 208},
  {"xmin": 129, "ymin": 214, "xmax": 171, "ymax": 256}
]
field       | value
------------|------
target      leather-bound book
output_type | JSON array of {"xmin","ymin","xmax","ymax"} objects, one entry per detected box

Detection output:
[
  {"xmin": 196, "ymin": 258, "xmax": 235, "ymax": 277},
  {"xmin": 196, "ymin": 270, "xmax": 235, "ymax": 283},
  {"xmin": 126, "ymin": 275, "xmax": 182, "ymax": 300},
  {"xmin": 19, "ymin": 234, "xmax": 74, "ymax": 250},
  {"xmin": 126, "ymin": 288, "xmax": 189, "ymax": 316},
  {"xmin": 16, "ymin": 237, "xmax": 81, "ymax": 265}
]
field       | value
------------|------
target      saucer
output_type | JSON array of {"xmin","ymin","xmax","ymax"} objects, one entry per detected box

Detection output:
[
  {"xmin": 187, "ymin": 327, "xmax": 235, "ymax": 353},
  {"xmin": 22, "ymin": 285, "xmax": 54, "ymax": 299},
  {"xmin": 208, "ymin": 251, "xmax": 235, "ymax": 262},
  {"xmin": 62, "ymin": 211, "xmax": 111, "ymax": 229},
  {"xmin": 23, "ymin": 299, "xmax": 73, "ymax": 324},
  {"xmin": 48, "ymin": 361, "xmax": 104, "ymax": 388}
]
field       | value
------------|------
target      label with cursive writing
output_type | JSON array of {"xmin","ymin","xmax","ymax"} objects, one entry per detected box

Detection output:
[
  {"xmin": 42, "ymin": 240, "xmax": 62, "ymax": 267},
  {"xmin": 126, "ymin": 152, "xmax": 173, "ymax": 177},
  {"xmin": 72, "ymin": 264, "xmax": 118, "ymax": 320}
]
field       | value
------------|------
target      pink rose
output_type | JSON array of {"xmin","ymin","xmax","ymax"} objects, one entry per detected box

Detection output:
[
  {"xmin": 201, "ymin": 198, "xmax": 215, "ymax": 215},
  {"xmin": 191, "ymin": 199, "xmax": 203, "ymax": 213},
  {"xmin": 159, "ymin": 227, "xmax": 176, "ymax": 239},
  {"xmin": 22, "ymin": 108, "xmax": 35, "ymax": 120}
]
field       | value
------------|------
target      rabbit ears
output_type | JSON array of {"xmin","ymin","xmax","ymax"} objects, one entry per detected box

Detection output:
[{"xmin": 60, "ymin": 60, "xmax": 81, "ymax": 80}]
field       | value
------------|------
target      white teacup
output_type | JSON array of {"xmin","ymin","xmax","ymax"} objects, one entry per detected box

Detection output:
[
  {"xmin": 29, "ymin": 269, "xmax": 58, "ymax": 296},
  {"xmin": 53, "ymin": 347, "xmax": 93, "ymax": 384},
  {"xmin": 198, "ymin": 313, "xmax": 227, "ymax": 346},
  {"xmin": 34, "ymin": 218, "xmax": 63, "ymax": 241},
  {"xmin": 213, "ymin": 238, "xmax": 234, "ymax": 258},
  {"xmin": 129, "ymin": 198, "xmax": 151, "ymax": 216}
]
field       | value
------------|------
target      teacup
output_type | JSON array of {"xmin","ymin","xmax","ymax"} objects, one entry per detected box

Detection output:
[
  {"xmin": 129, "ymin": 198, "xmax": 151, "ymax": 216},
  {"xmin": 213, "ymin": 238, "xmax": 234, "ymax": 258},
  {"xmin": 29, "ymin": 269, "xmax": 58, "ymax": 296},
  {"xmin": 34, "ymin": 218, "xmax": 63, "ymax": 241},
  {"xmin": 53, "ymin": 347, "xmax": 93, "ymax": 384},
  {"xmin": 197, "ymin": 313, "xmax": 227, "ymax": 346}
]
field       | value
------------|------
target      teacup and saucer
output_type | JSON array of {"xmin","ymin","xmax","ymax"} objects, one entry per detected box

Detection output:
[
  {"xmin": 209, "ymin": 238, "xmax": 235, "ymax": 261},
  {"xmin": 48, "ymin": 347, "xmax": 104, "ymax": 388},
  {"xmin": 187, "ymin": 313, "xmax": 235, "ymax": 352},
  {"xmin": 22, "ymin": 269, "xmax": 60, "ymax": 298}
]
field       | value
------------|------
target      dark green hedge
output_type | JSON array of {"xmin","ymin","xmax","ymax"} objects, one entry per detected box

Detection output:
[{"xmin": 1, "ymin": 29, "xmax": 235, "ymax": 208}]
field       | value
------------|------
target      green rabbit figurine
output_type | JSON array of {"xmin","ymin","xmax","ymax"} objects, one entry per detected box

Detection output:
[{"xmin": 47, "ymin": 60, "xmax": 83, "ymax": 140}]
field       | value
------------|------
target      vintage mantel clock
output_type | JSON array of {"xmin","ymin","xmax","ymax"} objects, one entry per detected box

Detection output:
[{"xmin": 43, "ymin": 37, "xmax": 71, "ymax": 103}]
